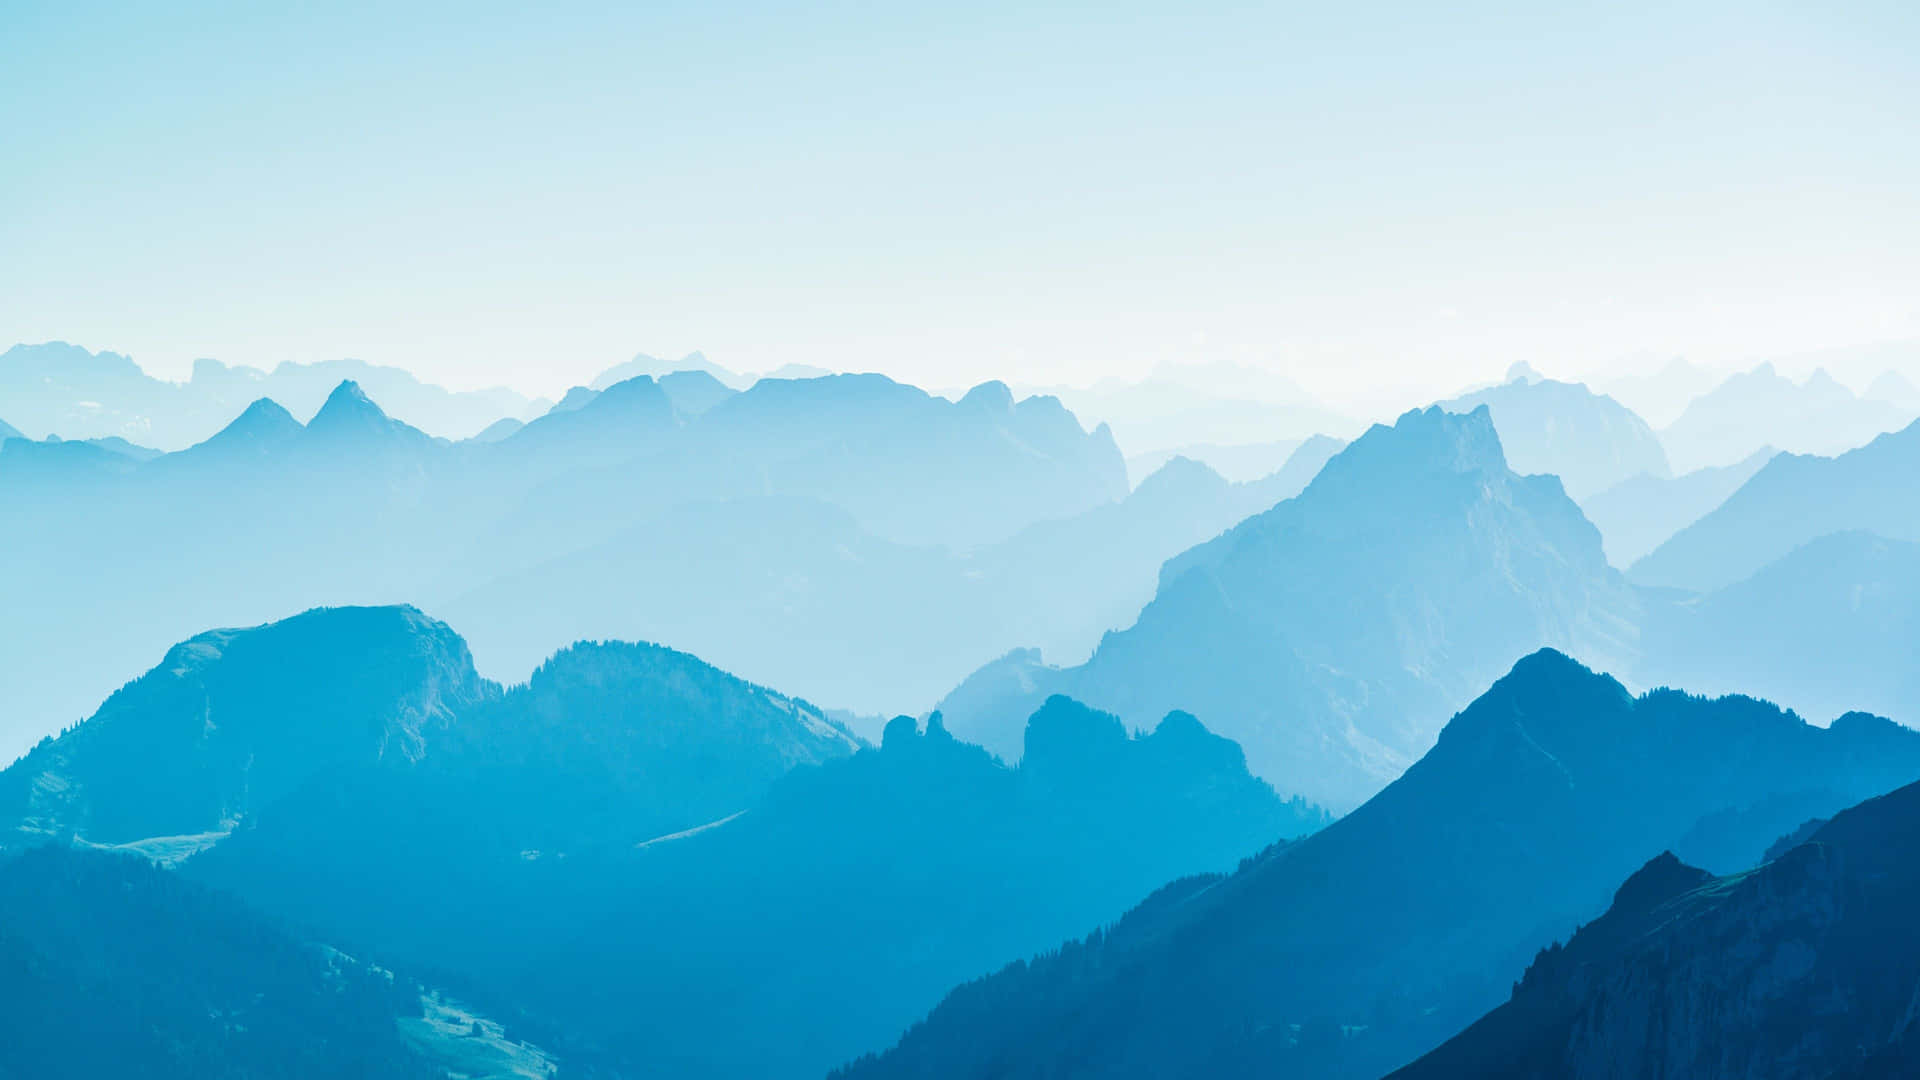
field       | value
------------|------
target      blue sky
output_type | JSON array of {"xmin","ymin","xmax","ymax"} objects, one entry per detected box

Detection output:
[{"xmin": 4, "ymin": 1, "xmax": 1917, "ymax": 407}]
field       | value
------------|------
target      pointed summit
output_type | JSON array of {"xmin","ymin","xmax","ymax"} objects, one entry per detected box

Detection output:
[
  {"xmin": 302, "ymin": 380, "xmax": 432, "ymax": 448},
  {"xmin": 181, "ymin": 397, "xmax": 302, "ymax": 460}
]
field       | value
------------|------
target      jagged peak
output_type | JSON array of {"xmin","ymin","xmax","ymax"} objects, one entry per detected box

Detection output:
[
  {"xmin": 307, "ymin": 379, "xmax": 387, "ymax": 427},
  {"xmin": 1506, "ymin": 360, "xmax": 1543, "ymax": 384},
  {"xmin": 1607, "ymin": 850, "xmax": 1713, "ymax": 916},
  {"xmin": 1312, "ymin": 404, "xmax": 1510, "ymax": 492}
]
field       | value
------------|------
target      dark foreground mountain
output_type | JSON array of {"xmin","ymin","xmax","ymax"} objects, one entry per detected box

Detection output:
[
  {"xmin": 1633, "ymin": 417, "xmax": 1920, "ymax": 592},
  {"xmin": 1393, "ymin": 777, "xmax": 1920, "ymax": 1080},
  {"xmin": 0, "ymin": 844, "xmax": 435, "ymax": 1080},
  {"xmin": 190, "ymin": 695, "xmax": 1314, "ymax": 1080},
  {"xmin": 941, "ymin": 406, "xmax": 1641, "ymax": 809},
  {"xmin": 838, "ymin": 652, "xmax": 1920, "ymax": 1080}
]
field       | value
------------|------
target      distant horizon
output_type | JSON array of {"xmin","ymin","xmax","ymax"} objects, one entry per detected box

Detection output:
[
  {"xmin": 8, "ymin": 3, "xmax": 1916, "ymax": 413},
  {"xmin": 11, "ymin": 334, "xmax": 1920, "ymax": 421}
]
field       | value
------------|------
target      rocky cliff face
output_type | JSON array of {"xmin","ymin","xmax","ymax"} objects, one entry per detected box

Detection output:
[{"xmin": 1394, "ymin": 778, "xmax": 1920, "ymax": 1080}]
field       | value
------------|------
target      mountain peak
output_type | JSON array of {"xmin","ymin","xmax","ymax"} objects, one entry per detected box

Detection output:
[
  {"xmin": 307, "ymin": 379, "xmax": 385, "ymax": 427},
  {"xmin": 1313, "ymin": 405, "xmax": 1510, "ymax": 494},
  {"xmin": 960, "ymin": 380, "xmax": 1015, "ymax": 412},
  {"xmin": 185, "ymin": 397, "xmax": 302, "ymax": 456},
  {"xmin": 303, "ymin": 379, "xmax": 432, "ymax": 448},
  {"xmin": 1506, "ymin": 360, "xmax": 1543, "ymax": 384},
  {"xmin": 1607, "ymin": 850, "xmax": 1713, "ymax": 916}
]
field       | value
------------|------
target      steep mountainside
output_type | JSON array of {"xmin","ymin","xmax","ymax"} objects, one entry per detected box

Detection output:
[
  {"xmin": 1632, "ymin": 418, "xmax": 1920, "ymax": 592},
  {"xmin": 942, "ymin": 406, "xmax": 1641, "ymax": 808},
  {"xmin": 1393, "ymin": 778, "xmax": 1920, "ymax": 1080},
  {"xmin": 838, "ymin": 652, "xmax": 1920, "ymax": 1080},
  {"xmin": 0, "ymin": 844, "xmax": 436, "ymax": 1080}
]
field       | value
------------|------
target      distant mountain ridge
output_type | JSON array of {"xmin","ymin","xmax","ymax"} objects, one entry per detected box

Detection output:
[
  {"xmin": 1661, "ymin": 361, "xmax": 1915, "ymax": 472},
  {"xmin": 1633, "ymin": 416, "xmax": 1920, "ymax": 591},
  {"xmin": 0, "ymin": 341, "xmax": 542, "ymax": 447},
  {"xmin": 941, "ymin": 405, "xmax": 1641, "ymax": 809},
  {"xmin": 1443, "ymin": 372, "xmax": 1670, "ymax": 499},
  {"xmin": 0, "ymin": 369, "xmax": 1132, "ymax": 753}
]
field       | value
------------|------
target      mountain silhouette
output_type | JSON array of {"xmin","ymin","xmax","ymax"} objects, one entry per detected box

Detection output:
[
  {"xmin": 189, "ymin": 688, "xmax": 1311, "ymax": 1080},
  {"xmin": 0, "ymin": 605, "xmax": 493, "ymax": 858},
  {"xmin": 1443, "ymin": 373, "xmax": 1671, "ymax": 499},
  {"xmin": 941, "ymin": 406, "xmax": 1641, "ymax": 808},
  {"xmin": 1393, "ymin": 776, "xmax": 1920, "ymax": 1080},
  {"xmin": 837, "ymin": 651, "xmax": 1920, "ymax": 1080},
  {"xmin": 0, "ymin": 341, "xmax": 538, "ymax": 447},
  {"xmin": 301, "ymin": 379, "xmax": 438, "ymax": 452},
  {"xmin": 0, "ymin": 371, "xmax": 1133, "ymax": 755},
  {"xmin": 1632, "ymin": 416, "xmax": 1920, "ymax": 591},
  {"xmin": 0, "ymin": 415, "xmax": 20, "ymax": 441}
]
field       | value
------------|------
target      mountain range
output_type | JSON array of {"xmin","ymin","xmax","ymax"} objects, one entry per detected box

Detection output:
[
  {"xmin": 1443, "ymin": 369, "xmax": 1671, "ymax": 500},
  {"xmin": 939, "ymin": 405, "xmax": 1641, "ymax": 809},
  {"xmin": 1, "ymin": 605, "xmax": 1314, "ymax": 1080},
  {"xmin": 840, "ymin": 650, "xmax": 1920, "ymax": 1080},
  {"xmin": 1660, "ymin": 362, "xmax": 1915, "ymax": 473},
  {"xmin": 0, "ymin": 341, "xmax": 545, "ymax": 447},
  {"xmin": 0, "ymin": 371, "xmax": 1136, "ymax": 754},
  {"xmin": 1632, "ymin": 416, "xmax": 1920, "ymax": 592}
]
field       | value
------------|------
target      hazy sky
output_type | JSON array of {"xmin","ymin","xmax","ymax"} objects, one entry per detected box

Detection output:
[{"xmin": 5, "ymin": 1, "xmax": 1917, "ymax": 409}]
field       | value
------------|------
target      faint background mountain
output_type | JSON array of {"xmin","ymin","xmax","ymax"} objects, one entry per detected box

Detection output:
[
  {"xmin": 1442, "ymin": 365, "xmax": 1671, "ymax": 500},
  {"xmin": 0, "ymin": 341, "xmax": 545, "ymax": 447},
  {"xmin": 1660, "ymin": 362, "xmax": 1915, "ymax": 472},
  {"xmin": 1632, "ymin": 417, "xmax": 1920, "ymax": 592},
  {"xmin": 939, "ymin": 406, "xmax": 1641, "ymax": 809},
  {"xmin": 1018, "ymin": 359, "xmax": 1361, "ymax": 461},
  {"xmin": 0, "ymin": 369, "xmax": 1140, "ymax": 755},
  {"xmin": 1578, "ymin": 446, "xmax": 1778, "ymax": 566}
]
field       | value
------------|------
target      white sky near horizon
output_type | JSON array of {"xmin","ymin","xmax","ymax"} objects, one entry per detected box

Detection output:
[{"xmin": 4, "ymin": 2, "xmax": 1918, "ymax": 417}]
